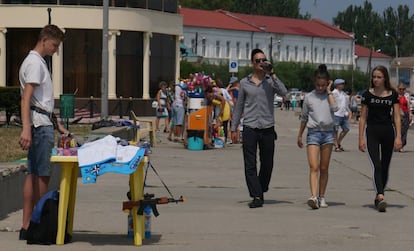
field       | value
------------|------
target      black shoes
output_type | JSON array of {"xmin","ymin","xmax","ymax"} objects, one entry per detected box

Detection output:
[
  {"xmin": 374, "ymin": 198, "xmax": 387, "ymax": 212},
  {"xmin": 248, "ymin": 197, "xmax": 264, "ymax": 208},
  {"xmin": 19, "ymin": 228, "xmax": 27, "ymax": 240}
]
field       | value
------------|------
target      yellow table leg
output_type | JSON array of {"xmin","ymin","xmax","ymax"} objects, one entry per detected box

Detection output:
[
  {"xmin": 66, "ymin": 163, "xmax": 79, "ymax": 236},
  {"xmin": 56, "ymin": 162, "xmax": 72, "ymax": 245},
  {"xmin": 129, "ymin": 156, "xmax": 147, "ymax": 246}
]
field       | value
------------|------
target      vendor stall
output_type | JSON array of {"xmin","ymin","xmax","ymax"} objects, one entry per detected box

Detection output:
[
  {"xmin": 187, "ymin": 95, "xmax": 212, "ymax": 150},
  {"xmin": 50, "ymin": 135, "xmax": 148, "ymax": 246},
  {"xmin": 51, "ymin": 153, "xmax": 148, "ymax": 246},
  {"xmin": 184, "ymin": 71, "xmax": 214, "ymax": 149},
  {"xmin": 48, "ymin": 125, "xmax": 184, "ymax": 246},
  {"xmin": 184, "ymin": 73, "xmax": 232, "ymax": 150}
]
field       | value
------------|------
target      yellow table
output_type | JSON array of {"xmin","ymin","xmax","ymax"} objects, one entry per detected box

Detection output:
[{"xmin": 50, "ymin": 155, "xmax": 147, "ymax": 246}]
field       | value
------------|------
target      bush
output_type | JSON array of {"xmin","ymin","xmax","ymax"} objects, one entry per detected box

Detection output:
[
  {"xmin": 0, "ymin": 86, "xmax": 21, "ymax": 125},
  {"xmin": 180, "ymin": 61, "xmax": 370, "ymax": 92}
]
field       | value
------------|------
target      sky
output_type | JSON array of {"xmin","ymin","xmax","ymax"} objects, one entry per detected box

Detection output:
[{"xmin": 299, "ymin": 0, "xmax": 414, "ymax": 24}]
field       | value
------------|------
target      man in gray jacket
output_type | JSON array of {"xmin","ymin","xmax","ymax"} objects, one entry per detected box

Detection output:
[{"xmin": 231, "ymin": 49, "xmax": 287, "ymax": 208}]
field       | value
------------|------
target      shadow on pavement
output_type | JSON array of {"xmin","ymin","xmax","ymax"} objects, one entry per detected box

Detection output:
[
  {"xmin": 362, "ymin": 203, "xmax": 407, "ymax": 210},
  {"xmin": 237, "ymin": 199, "xmax": 294, "ymax": 205},
  {"xmin": 70, "ymin": 232, "xmax": 162, "ymax": 246}
]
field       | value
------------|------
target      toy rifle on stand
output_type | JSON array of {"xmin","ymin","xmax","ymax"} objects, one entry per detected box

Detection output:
[
  {"xmin": 123, "ymin": 193, "xmax": 186, "ymax": 217},
  {"xmin": 124, "ymin": 160, "xmax": 186, "ymax": 216}
]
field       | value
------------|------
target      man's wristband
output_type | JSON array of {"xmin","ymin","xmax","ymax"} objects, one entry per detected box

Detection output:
[{"xmin": 327, "ymin": 92, "xmax": 332, "ymax": 95}]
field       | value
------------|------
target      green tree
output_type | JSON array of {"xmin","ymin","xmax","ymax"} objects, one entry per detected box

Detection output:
[
  {"xmin": 333, "ymin": 1, "xmax": 414, "ymax": 57},
  {"xmin": 333, "ymin": 1, "xmax": 382, "ymax": 49},
  {"xmin": 382, "ymin": 5, "xmax": 414, "ymax": 57},
  {"xmin": 230, "ymin": 0, "xmax": 300, "ymax": 17}
]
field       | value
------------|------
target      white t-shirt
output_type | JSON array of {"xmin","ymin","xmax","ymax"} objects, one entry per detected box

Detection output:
[
  {"xmin": 173, "ymin": 83, "xmax": 186, "ymax": 108},
  {"xmin": 220, "ymin": 88, "xmax": 233, "ymax": 102},
  {"xmin": 332, "ymin": 89, "xmax": 349, "ymax": 117},
  {"xmin": 19, "ymin": 50, "xmax": 54, "ymax": 127}
]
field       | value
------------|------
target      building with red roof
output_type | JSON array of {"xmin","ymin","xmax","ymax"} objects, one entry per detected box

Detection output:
[
  {"xmin": 354, "ymin": 44, "xmax": 391, "ymax": 74},
  {"xmin": 180, "ymin": 7, "xmax": 391, "ymax": 74}
]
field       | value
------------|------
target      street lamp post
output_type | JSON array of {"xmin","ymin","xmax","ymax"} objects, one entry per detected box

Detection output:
[
  {"xmin": 268, "ymin": 35, "xmax": 281, "ymax": 63},
  {"xmin": 351, "ymin": 36, "xmax": 356, "ymax": 91},
  {"xmin": 193, "ymin": 32, "xmax": 206, "ymax": 56},
  {"xmin": 269, "ymin": 36, "xmax": 273, "ymax": 62},
  {"xmin": 385, "ymin": 32, "xmax": 399, "ymax": 83},
  {"xmin": 362, "ymin": 34, "xmax": 373, "ymax": 74}
]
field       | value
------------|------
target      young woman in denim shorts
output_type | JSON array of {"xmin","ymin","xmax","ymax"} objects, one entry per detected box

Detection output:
[{"xmin": 297, "ymin": 64, "xmax": 338, "ymax": 209}]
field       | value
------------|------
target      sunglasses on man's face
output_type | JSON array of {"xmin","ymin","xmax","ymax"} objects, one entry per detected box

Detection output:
[
  {"xmin": 399, "ymin": 88, "xmax": 406, "ymax": 91},
  {"xmin": 254, "ymin": 58, "xmax": 267, "ymax": 63}
]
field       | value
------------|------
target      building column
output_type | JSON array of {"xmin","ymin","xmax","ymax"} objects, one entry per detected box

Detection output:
[
  {"xmin": 52, "ymin": 29, "xmax": 64, "ymax": 98},
  {"xmin": 142, "ymin": 32, "xmax": 151, "ymax": 99},
  {"xmin": 175, "ymin": 35, "xmax": 180, "ymax": 83},
  {"xmin": 0, "ymin": 28, "xmax": 7, "ymax": 87},
  {"xmin": 108, "ymin": 30, "xmax": 120, "ymax": 99}
]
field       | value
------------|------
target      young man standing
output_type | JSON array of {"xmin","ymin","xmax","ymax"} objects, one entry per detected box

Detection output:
[
  {"xmin": 332, "ymin": 78, "xmax": 351, "ymax": 152},
  {"xmin": 231, "ymin": 49, "xmax": 287, "ymax": 208},
  {"xmin": 18, "ymin": 24, "xmax": 67, "ymax": 240}
]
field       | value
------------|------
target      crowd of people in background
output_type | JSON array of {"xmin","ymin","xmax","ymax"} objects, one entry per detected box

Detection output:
[
  {"xmin": 154, "ymin": 72, "xmax": 241, "ymax": 145},
  {"xmin": 397, "ymin": 82, "xmax": 413, "ymax": 152}
]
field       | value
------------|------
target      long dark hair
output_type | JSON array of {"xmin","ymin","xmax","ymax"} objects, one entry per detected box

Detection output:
[
  {"xmin": 314, "ymin": 64, "xmax": 329, "ymax": 81},
  {"xmin": 370, "ymin": 65, "xmax": 394, "ymax": 91}
]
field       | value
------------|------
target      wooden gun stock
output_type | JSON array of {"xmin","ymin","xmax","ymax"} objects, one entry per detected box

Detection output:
[{"xmin": 122, "ymin": 196, "xmax": 186, "ymax": 216}]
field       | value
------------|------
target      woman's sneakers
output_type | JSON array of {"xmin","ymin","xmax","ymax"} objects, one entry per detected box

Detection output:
[
  {"xmin": 307, "ymin": 196, "xmax": 319, "ymax": 209},
  {"xmin": 375, "ymin": 198, "xmax": 387, "ymax": 212},
  {"xmin": 307, "ymin": 196, "xmax": 328, "ymax": 209},
  {"xmin": 318, "ymin": 197, "xmax": 328, "ymax": 208}
]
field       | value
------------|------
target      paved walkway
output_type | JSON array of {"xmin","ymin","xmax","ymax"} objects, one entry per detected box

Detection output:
[{"xmin": 1, "ymin": 108, "xmax": 414, "ymax": 251}]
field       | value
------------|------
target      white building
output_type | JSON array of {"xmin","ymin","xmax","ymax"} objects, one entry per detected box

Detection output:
[
  {"xmin": 181, "ymin": 8, "xmax": 355, "ymax": 70},
  {"xmin": 180, "ymin": 8, "xmax": 391, "ymax": 75}
]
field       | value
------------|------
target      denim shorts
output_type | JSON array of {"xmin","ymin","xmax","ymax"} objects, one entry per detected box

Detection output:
[
  {"xmin": 335, "ymin": 116, "xmax": 350, "ymax": 132},
  {"xmin": 172, "ymin": 105, "xmax": 185, "ymax": 126},
  {"xmin": 306, "ymin": 129, "xmax": 334, "ymax": 146},
  {"xmin": 27, "ymin": 126, "xmax": 54, "ymax": 176}
]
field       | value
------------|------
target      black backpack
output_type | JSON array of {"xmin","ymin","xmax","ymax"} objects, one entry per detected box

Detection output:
[{"xmin": 26, "ymin": 190, "xmax": 71, "ymax": 245}]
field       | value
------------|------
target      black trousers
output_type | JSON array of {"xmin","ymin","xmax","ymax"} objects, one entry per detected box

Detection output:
[
  {"xmin": 222, "ymin": 120, "xmax": 229, "ymax": 142},
  {"xmin": 365, "ymin": 124, "xmax": 395, "ymax": 195},
  {"xmin": 401, "ymin": 112, "xmax": 410, "ymax": 147},
  {"xmin": 242, "ymin": 126, "xmax": 276, "ymax": 198}
]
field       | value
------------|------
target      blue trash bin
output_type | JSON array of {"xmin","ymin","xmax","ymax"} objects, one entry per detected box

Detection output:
[{"xmin": 187, "ymin": 130, "xmax": 204, "ymax": 150}]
